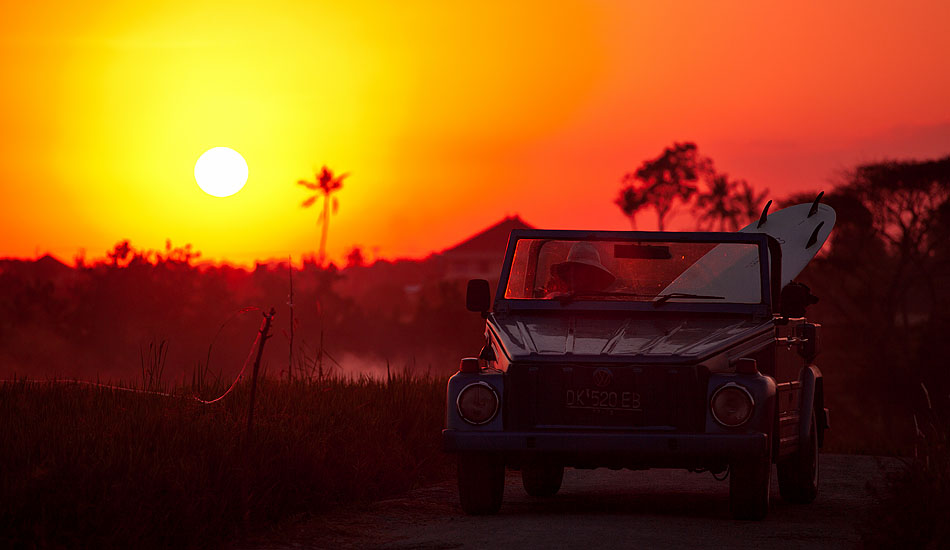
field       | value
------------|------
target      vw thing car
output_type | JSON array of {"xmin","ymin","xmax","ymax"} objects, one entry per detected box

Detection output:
[{"xmin": 443, "ymin": 200, "xmax": 833, "ymax": 520}]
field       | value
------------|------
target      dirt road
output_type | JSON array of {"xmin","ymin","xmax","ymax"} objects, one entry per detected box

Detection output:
[{"xmin": 236, "ymin": 454, "xmax": 897, "ymax": 549}]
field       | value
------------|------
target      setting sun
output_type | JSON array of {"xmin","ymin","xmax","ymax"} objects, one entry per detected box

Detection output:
[
  {"xmin": 194, "ymin": 147, "xmax": 248, "ymax": 198},
  {"xmin": 1, "ymin": 1, "xmax": 948, "ymax": 265}
]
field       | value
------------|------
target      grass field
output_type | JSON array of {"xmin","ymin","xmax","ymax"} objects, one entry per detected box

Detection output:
[
  {"xmin": 0, "ymin": 372, "xmax": 453, "ymax": 549},
  {"xmin": 3, "ymin": 368, "xmax": 946, "ymax": 548}
]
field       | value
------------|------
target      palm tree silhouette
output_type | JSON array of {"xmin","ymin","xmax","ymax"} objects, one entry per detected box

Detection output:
[
  {"xmin": 735, "ymin": 180, "xmax": 770, "ymax": 227},
  {"xmin": 298, "ymin": 166, "xmax": 348, "ymax": 265},
  {"xmin": 694, "ymin": 173, "xmax": 741, "ymax": 231}
]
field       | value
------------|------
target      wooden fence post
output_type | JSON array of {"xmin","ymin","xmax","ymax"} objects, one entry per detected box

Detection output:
[{"xmin": 288, "ymin": 257, "xmax": 294, "ymax": 381}]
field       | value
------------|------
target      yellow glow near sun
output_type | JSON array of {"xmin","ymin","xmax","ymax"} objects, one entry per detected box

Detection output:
[{"xmin": 194, "ymin": 147, "xmax": 248, "ymax": 197}]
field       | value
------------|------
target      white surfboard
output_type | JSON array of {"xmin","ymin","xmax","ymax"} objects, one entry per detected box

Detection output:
[{"xmin": 658, "ymin": 196, "xmax": 836, "ymax": 301}]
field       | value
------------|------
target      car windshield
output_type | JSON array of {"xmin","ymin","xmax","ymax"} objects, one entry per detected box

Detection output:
[{"xmin": 503, "ymin": 238, "xmax": 762, "ymax": 304}]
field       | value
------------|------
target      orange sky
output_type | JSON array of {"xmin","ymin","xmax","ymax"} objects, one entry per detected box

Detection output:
[{"xmin": 2, "ymin": 1, "xmax": 949, "ymax": 266}]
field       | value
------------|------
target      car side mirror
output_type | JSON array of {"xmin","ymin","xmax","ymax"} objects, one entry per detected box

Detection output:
[{"xmin": 466, "ymin": 279, "xmax": 491, "ymax": 316}]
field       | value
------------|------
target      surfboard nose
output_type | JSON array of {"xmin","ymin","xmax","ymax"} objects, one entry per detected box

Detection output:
[{"xmin": 740, "ymin": 196, "xmax": 836, "ymax": 288}]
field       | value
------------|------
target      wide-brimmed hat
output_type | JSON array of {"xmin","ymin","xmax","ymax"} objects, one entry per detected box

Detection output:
[{"xmin": 552, "ymin": 242, "xmax": 615, "ymax": 289}]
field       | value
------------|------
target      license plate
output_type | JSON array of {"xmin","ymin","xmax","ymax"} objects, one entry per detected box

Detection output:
[{"xmin": 565, "ymin": 388, "xmax": 642, "ymax": 411}]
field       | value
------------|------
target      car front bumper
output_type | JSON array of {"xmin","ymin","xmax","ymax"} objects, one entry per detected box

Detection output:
[{"xmin": 443, "ymin": 429, "xmax": 768, "ymax": 467}]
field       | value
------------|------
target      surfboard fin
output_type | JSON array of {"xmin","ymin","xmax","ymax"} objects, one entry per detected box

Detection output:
[
  {"xmin": 806, "ymin": 221, "xmax": 825, "ymax": 248},
  {"xmin": 808, "ymin": 191, "xmax": 824, "ymax": 218},
  {"xmin": 757, "ymin": 200, "xmax": 772, "ymax": 228}
]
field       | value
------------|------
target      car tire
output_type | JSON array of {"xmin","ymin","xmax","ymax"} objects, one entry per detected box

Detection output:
[
  {"xmin": 521, "ymin": 464, "xmax": 564, "ymax": 497},
  {"xmin": 730, "ymin": 450, "xmax": 771, "ymax": 520},
  {"xmin": 457, "ymin": 453, "xmax": 505, "ymax": 515},
  {"xmin": 778, "ymin": 411, "xmax": 819, "ymax": 504}
]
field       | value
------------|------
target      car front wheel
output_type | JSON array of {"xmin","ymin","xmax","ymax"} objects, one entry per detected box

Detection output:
[
  {"xmin": 521, "ymin": 464, "xmax": 564, "ymax": 497},
  {"xmin": 457, "ymin": 453, "xmax": 505, "ymax": 515},
  {"xmin": 730, "ymin": 450, "xmax": 771, "ymax": 520},
  {"xmin": 778, "ymin": 411, "xmax": 819, "ymax": 504}
]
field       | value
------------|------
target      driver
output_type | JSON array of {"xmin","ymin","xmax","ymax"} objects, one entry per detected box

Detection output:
[{"xmin": 545, "ymin": 242, "xmax": 616, "ymax": 296}]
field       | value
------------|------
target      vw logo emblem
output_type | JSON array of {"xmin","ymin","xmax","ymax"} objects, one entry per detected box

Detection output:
[{"xmin": 592, "ymin": 368, "xmax": 613, "ymax": 388}]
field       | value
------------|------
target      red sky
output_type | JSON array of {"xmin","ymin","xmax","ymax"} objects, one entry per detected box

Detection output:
[{"xmin": 2, "ymin": 1, "xmax": 949, "ymax": 265}]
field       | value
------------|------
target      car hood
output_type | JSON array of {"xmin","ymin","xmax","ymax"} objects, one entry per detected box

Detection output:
[{"xmin": 489, "ymin": 314, "xmax": 771, "ymax": 360}]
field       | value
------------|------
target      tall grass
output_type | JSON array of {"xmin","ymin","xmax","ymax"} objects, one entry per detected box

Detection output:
[
  {"xmin": 0, "ymin": 371, "xmax": 451, "ymax": 549},
  {"xmin": 861, "ymin": 385, "xmax": 950, "ymax": 548}
]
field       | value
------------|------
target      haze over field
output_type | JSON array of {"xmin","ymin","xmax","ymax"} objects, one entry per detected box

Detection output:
[{"xmin": 2, "ymin": 1, "xmax": 950, "ymax": 265}]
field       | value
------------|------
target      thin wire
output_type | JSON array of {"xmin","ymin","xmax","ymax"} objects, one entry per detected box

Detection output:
[
  {"xmin": 192, "ymin": 317, "xmax": 264, "ymax": 404},
  {"xmin": 0, "ymin": 313, "xmax": 267, "ymax": 405},
  {"xmin": 0, "ymin": 378, "xmax": 178, "ymax": 397}
]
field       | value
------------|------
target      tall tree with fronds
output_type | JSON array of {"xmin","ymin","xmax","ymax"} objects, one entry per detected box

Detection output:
[
  {"xmin": 694, "ymin": 173, "xmax": 742, "ymax": 231},
  {"xmin": 298, "ymin": 166, "xmax": 348, "ymax": 265},
  {"xmin": 735, "ymin": 179, "xmax": 770, "ymax": 227}
]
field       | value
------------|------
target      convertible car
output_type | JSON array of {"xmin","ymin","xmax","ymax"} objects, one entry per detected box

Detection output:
[{"xmin": 443, "ymin": 198, "xmax": 834, "ymax": 520}]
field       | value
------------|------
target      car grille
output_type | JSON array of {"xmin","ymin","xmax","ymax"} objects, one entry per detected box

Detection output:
[{"xmin": 505, "ymin": 363, "xmax": 706, "ymax": 432}]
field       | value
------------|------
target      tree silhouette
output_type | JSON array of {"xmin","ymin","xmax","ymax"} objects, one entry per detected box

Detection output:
[
  {"xmin": 107, "ymin": 240, "xmax": 132, "ymax": 267},
  {"xmin": 345, "ymin": 246, "xmax": 365, "ymax": 268},
  {"xmin": 298, "ymin": 166, "xmax": 349, "ymax": 265},
  {"xmin": 734, "ymin": 179, "xmax": 770, "ymax": 227},
  {"xmin": 617, "ymin": 142, "xmax": 770, "ymax": 232},
  {"xmin": 785, "ymin": 155, "xmax": 950, "ymax": 407},
  {"xmin": 616, "ymin": 142, "xmax": 709, "ymax": 231},
  {"xmin": 692, "ymin": 174, "xmax": 768, "ymax": 231},
  {"xmin": 615, "ymin": 183, "xmax": 650, "ymax": 229},
  {"xmin": 693, "ymin": 173, "xmax": 741, "ymax": 231}
]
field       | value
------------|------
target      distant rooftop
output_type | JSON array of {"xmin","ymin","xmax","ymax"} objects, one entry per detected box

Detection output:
[{"xmin": 441, "ymin": 215, "xmax": 534, "ymax": 255}]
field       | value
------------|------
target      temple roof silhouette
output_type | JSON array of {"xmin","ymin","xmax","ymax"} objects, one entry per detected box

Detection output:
[{"xmin": 441, "ymin": 215, "xmax": 534, "ymax": 256}]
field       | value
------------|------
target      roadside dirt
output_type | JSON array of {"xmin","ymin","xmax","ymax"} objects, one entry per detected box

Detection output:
[{"xmin": 233, "ymin": 454, "xmax": 899, "ymax": 549}]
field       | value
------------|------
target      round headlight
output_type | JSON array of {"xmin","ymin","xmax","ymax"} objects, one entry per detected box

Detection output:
[
  {"xmin": 457, "ymin": 381, "xmax": 499, "ymax": 425},
  {"xmin": 710, "ymin": 383, "xmax": 754, "ymax": 427}
]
